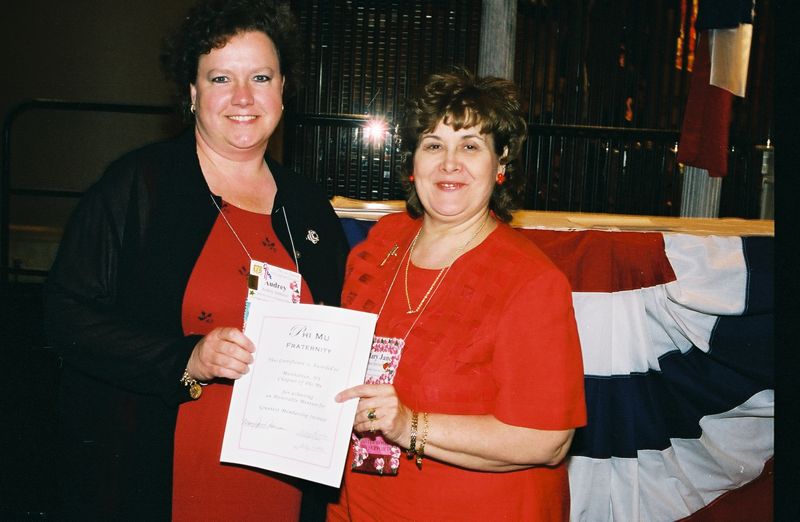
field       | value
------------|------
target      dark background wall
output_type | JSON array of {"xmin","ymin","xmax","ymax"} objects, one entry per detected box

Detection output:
[
  {"xmin": 2, "ymin": 1, "xmax": 195, "ymax": 275},
  {"xmin": 1, "ymin": 2, "xmax": 194, "ymax": 518},
  {"xmin": 1, "ymin": 1, "xmax": 191, "ymax": 112}
]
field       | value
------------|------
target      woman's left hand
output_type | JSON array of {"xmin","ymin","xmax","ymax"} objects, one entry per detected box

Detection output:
[
  {"xmin": 337, "ymin": 384, "xmax": 576, "ymax": 470},
  {"xmin": 336, "ymin": 384, "xmax": 413, "ymax": 447}
]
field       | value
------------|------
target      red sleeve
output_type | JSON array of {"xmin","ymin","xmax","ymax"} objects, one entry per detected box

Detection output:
[{"xmin": 492, "ymin": 268, "xmax": 587, "ymax": 430}]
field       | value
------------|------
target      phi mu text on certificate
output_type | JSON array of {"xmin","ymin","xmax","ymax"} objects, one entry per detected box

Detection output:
[
  {"xmin": 286, "ymin": 325, "xmax": 334, "ymax": 353},
  {"xmin": 285, "ymin": 342, "xmax": 333, "ymax": 354}
]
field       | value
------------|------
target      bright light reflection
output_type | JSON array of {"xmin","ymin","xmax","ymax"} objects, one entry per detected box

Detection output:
[{"xmin": 363, "ymin": 119, "xmax": 388, "ymax": 143}]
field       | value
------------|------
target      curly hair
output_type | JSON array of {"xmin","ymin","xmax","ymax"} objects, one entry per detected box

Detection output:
[
  {"xmin": 398, "ymin": 68, "xmax": 528, "ymax": 223},
  {"xmin": 161, "ymin": 0, "xmax": 303, "ymax": 119}
]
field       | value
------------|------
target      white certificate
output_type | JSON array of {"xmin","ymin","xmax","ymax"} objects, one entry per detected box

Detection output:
[{"xmin": 221, "ymin": 301, "xmax": 377, "ymax": 488}]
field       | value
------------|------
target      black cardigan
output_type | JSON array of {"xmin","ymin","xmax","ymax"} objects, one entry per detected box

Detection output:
[{"xmin": 44, "ymin": 130, "xmax": 350, "ymax": 520}]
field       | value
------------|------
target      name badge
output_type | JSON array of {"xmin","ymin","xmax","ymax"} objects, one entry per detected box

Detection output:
[
  {"xmin": 247, "ymin": 260, "xmax": 302, "ymax": 304},
  {"xmin": 243, "ymin": 260, "xmax": 302, "ymax": 327},
  {"xmin": 351, "ymin": 336, "xmax": 405, "ymax": 476}
]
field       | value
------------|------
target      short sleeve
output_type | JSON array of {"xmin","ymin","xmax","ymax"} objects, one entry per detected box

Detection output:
[{"xmin": 492, "ymin": 268, "xmax": 587, "ymax": 430}]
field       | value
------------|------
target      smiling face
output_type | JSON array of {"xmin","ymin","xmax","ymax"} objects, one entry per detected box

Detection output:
[
  {"xmin": 412, "ymin": 119, "xmax": 504, "ymax": 226},
  {"xmin": 190, "ymin": 30, "xmax": 285, "ymax": 160}
]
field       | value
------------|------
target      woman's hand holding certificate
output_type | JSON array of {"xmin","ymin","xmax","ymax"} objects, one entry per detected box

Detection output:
[{"xmin": 221, "ymin": 301, "xmax": 376, "ymax": 488}]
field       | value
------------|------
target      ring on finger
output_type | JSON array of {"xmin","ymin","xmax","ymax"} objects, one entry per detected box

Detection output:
[{"xmin": 367, "ymin": 408, "xmax": 377, "ymax": 421}]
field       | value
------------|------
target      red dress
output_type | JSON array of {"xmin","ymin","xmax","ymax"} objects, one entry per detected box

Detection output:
[
  {"xmin": 327, "ymin": 212, "xmax": 587, "ymax": 521},
  {"xmin": 173, "ymin": 202, "xmax": 312, "ymax": 521}
]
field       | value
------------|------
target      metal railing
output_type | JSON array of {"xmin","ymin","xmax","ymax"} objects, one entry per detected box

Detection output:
[
  {"xmin": 1, "ymin": 99, "xmax": 180, "ymax": 283},
  {"xmin": 1, "ymin": 101, "xmax": 766, "ymax": 285},
  {"xmin": 285, "ymin": 112, "xmax": 684, "ymax": 214}
]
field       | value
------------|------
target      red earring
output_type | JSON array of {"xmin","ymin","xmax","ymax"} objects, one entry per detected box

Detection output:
[
  {"xmin": 496, "ymin": 172, "xmax": 506, "ymax": 185},
  {"xmin": 408, "ymin": 175, "xmax": 415, "ymax": 182}
]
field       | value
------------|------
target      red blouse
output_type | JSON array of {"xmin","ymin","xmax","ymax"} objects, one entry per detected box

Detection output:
[
  {"xmin": 328, "ymin": 212, "xmax": 587, "ymax": 521},
  {"xmin": 172, "ymin": 202, "xmax": 311, "ymax": 521}
]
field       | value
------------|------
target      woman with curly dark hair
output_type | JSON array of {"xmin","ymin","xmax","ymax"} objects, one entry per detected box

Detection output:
[
  {"xmin": 327, "ymin": 68, "xmax": 587, "ymax": 520},
  {"xmin": 44, "ymin": 1, "xmax": 349, "ymax": 520}
]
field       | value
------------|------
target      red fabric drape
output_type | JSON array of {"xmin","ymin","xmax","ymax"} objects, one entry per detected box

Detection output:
[{"xmin": 677, "ymin": 31, "xmax": 734, "ymax": 177}]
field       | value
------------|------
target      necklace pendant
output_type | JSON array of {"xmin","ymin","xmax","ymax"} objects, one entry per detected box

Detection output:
[{"xmin": 406, "ymin": 309, "xmax": 418, "ymax": 315}]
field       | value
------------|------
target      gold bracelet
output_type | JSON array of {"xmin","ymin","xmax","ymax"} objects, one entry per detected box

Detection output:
[
  {"xmin": 416, "ymin": 412, "xmax": 429, "ymax": 469},
  {"xmin": 180, "ymin": 368, "xmax": 202, "ymax": 400},
  {"xmin": 407, "ymin": 410, "xmax": 418, "ymax": 458}
]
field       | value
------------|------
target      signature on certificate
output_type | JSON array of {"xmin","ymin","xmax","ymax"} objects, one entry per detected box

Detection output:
[
  {"xmin": 294, "ymin": 442, "xmax": 326, "ymax": 455},
  {"xmin": 296, "ymin": 429, "xmax": 329, "ymax": 442},
  {"xmin": 242, "ymin": 417, "xmax": 287, "ymax": 431}
]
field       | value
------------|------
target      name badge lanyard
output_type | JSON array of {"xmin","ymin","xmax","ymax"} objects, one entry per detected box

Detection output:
[{"xmin": 210, "ymin": 194, "xmax": 300, "ymax": 273}]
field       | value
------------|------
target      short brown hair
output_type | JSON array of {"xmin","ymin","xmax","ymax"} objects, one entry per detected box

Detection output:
[
  {"xmin": 161, "ymin": 0, "xmax": 303, "ymax": 120},
  {"xmin": 398, "ymin": 67, "xmax": 528, "ymax": 222}
]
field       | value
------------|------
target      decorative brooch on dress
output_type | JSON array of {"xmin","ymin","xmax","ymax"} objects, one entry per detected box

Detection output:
[{"xmin": 379, "ymin": 244, "xmax": 398, "ymax": 267}]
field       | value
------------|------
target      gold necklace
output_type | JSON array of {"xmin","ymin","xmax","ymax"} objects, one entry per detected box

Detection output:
[{"xmin": 403, "ymin": 215, "xmax": 490, "ymax": 314}]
